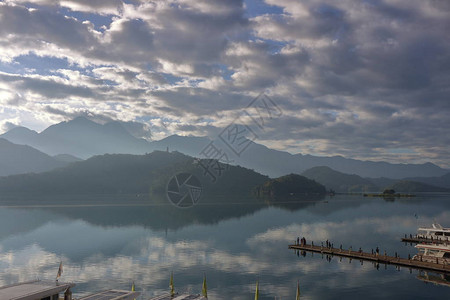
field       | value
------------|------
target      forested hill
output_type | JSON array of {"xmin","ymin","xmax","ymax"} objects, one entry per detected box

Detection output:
[
  {"xmin": 255, "ymin": 173, "xmax": 327, "ymax": 197},
  {"xmin": 302, "ymin": 166, "xmax": 378, "ymax": 192},
  {"xmin": 0, "ymin": 151, "xmax": 268, "ymax": 195}
]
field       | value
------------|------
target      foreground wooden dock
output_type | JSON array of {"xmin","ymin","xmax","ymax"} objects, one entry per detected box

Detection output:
[{"xmin": 289, "ymin": 243, "xmax": 450, "ymax": 274}]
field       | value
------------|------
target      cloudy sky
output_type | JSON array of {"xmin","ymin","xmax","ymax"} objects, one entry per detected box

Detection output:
[{"xmin": 0, "ymin": 0, "xmax": 449, "ymax": 167}]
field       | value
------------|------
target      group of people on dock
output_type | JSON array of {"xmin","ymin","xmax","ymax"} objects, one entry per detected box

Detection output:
[{"xmin": 297, "ymin": 237, "xmax": 307, "ymax": 246}]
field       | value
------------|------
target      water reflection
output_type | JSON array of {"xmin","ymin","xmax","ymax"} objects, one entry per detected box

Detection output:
[
  {"xmin": 0, "ymin": 194, "xmax": 449, "ymax": 299},
  {"xmin": 417, "ymin": 272, "xmax": 450, "ymax": 287}
]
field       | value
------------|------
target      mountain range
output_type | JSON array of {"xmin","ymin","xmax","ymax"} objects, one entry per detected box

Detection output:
[
  {"xmin": 0, "ymin": 117, "xmax": 448, "ymax": 179},
  {"xmin": 1, "ymin": 117, "xmax": 150, "ymax": 158},
  {"xmin": 0, "ymin": 138, "xmax": 70, "ymax": 176},
  {"xmin": 300, "ymin": 166, "xmax": 450, "ymax": 193}
]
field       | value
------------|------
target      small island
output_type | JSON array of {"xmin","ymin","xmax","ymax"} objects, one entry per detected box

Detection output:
[{"xmin": 363, "ymin": 189, "xmax": 415, "ymax": 198}]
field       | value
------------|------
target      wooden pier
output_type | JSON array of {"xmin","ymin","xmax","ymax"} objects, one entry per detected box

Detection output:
[{"xmin": 289, "ymin": 243, "xmax": 450, "ymax": 274}]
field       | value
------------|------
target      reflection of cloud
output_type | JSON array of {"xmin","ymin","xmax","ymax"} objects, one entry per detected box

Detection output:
[
  {"xmin": 246, "ymin": 211, "xmax": 450, "ymax": 253},
  {"xmin": 1, "ymin": 207, "xmax": 448, "ymax": 299}
]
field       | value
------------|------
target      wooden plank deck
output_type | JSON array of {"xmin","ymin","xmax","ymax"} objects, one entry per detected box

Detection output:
[{"xmin": 289, "ymin": 244, "xmax": 450, "ymax": 274}]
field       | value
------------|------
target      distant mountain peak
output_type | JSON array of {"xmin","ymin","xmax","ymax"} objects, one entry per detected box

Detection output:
[
  {"xmin": 5, "ymin": 126, "xmax": 38, "ymax": 134},
  {"xmin": 71, "ymin": 116, "xmax": 93, "ymax": 122},
  {"xmin": 65, "ymin": 116, "xmax": 99, "ymax": 127}
]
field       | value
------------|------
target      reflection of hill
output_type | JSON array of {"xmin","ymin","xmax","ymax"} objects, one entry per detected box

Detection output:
[
  {"xmin": 2, "ymin": 193, "xmax": 440, "ymax": 232},
  {"xmin": 51, "ymin": 203, "xmax": 265, "ymax": 231},
  {"xmin": 259, "ymin": 194, "xmax": 326, "ymax": 211},
  {"xmin": 49, "ymin": 195, "xmax": 324, "ymax": 231},
  {"xmin": 0, "ymin": 194, "xmax": 324, "ymax": 232},
  {"xmin": 0, "ymin": 207, "xmax": 63, "ymax": 240}
]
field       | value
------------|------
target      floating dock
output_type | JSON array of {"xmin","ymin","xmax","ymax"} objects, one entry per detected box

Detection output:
[{"xmin": 289, "ymin": 243, "xmax": 450, "ymax": 274}]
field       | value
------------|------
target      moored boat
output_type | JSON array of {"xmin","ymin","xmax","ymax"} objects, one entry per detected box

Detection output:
[
  {"xmin": 417, "ymin": 223, "xmax": 450, "ymax": 242},
  {"xmin": 413, "ymin": 243, "xmax": 450, "ymax": 265}
]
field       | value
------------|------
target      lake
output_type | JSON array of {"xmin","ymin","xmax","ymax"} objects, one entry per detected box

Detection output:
[{"xmin": 0, "ymin": 194, "xmax": 449, "ymax": 299}]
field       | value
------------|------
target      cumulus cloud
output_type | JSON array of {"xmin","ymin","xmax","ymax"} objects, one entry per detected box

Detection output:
[{"xmin": 0, "ymin": 0, "xmax": 448, "ymax": 166}]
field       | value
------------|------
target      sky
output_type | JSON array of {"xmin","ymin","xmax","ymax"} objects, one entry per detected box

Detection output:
[{"xmin": 0, "ymin": 0, "xmax": 449, "ymax": 168}]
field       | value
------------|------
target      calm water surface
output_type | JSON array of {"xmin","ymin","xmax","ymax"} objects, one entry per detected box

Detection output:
[{"xmin": 0, "ymin": 194, "xmax": 449, "ymax": 299}]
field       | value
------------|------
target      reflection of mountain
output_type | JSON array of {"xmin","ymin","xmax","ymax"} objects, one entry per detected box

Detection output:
[
  {"xmin": 0, "ymin": 207, "xmax": 64, "ymax": 240},
  {"xmin": 50, "ymin": 194, "xmax": 326, "ymax": 231},
  {"xmin": 52, "ymin": 202, "xmax": 266, "ymax": 231},
  {"xmin": 0, "ymin": 193, "xmax": 324, "ymax": 233}
]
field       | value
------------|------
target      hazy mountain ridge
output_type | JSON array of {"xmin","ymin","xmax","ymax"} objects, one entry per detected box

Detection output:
[
  {"xmin": 301, "ymin": 165, "xmax": 450, "ymax": 193},
  {"xmin": 53, "ymin": 154, "xmax": 82, "ymax": 163},
  {"xmin": 0, "ymin": 138, "xmax": 69, "ymax": 176},
  {"xmin": 302, "ymin": 166, "xmax": 378, "ymax": 193},
  {"xmin": 386, "ymin": 180, "xmax": 450, "ymax": 193},
  {"xmin": 403, "ymin": 173, "xmax": 450, "ymax": 189},
  {"xmin": 1, "ymin": 117, "xmax": 447, "ymax": 179},
  {"xmin": 1, "ymin": 117, "xmax": 151, "ymax": 159},
  {"xmin": 152, "ymin": 134, "xmax": 448, "ymax": 179}
]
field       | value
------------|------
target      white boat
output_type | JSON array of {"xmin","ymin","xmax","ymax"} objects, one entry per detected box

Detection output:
[
  {"xmin": 413, "ymin": 243, "xmax": 450, "ymax": 265},
  {"xmin": 416, "ymin": 223, "xmax": 450, "ymax": 242}
]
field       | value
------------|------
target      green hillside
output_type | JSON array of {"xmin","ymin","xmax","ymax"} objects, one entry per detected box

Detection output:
[
  {"xmin": 0, "ymin": 151, "xmax": 268, "ymax": 196},
  {"xmin": 255, "ymin": 173, "xmax": 326, "ymax": 197}
]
